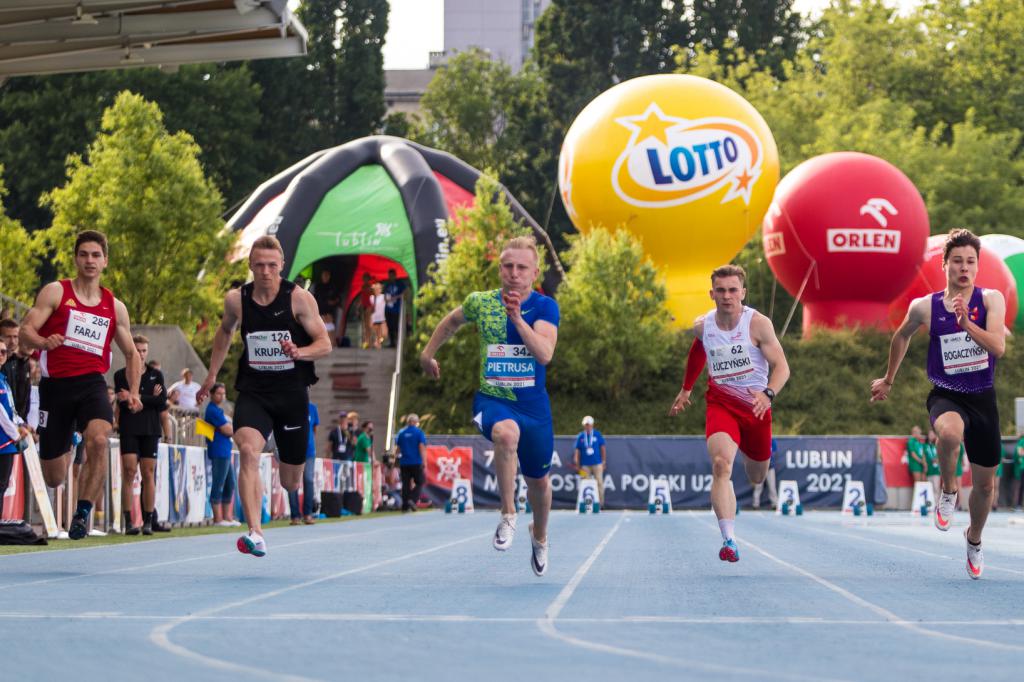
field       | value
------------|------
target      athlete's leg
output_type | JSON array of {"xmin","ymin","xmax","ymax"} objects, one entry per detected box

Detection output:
[
  {"xmin": 491, "ymin": 419, "xmax": 520, "ymax": 516},
  {"xmin": 279, "ymin": 462, "xmax": 304, "ymax": 492},
  {"xmin": 766, "ymin": 468, "xmax": 778, "ymax": 506},
  {"xmin": 120, "ymin": 452, "xmax": 139, "ymax": 521},
  {"xmin": 933, "ymin": 412, "xmax": 965, "ymax": 494},
  {"xmin": 139, "ymin": 458, "xmax": 156, "ymax": 513},
  {"xmin": 40, "ymin": 455, "xmax": 69, "ymax": 489},
  {"xmin": 967, "ymin": 464, "xmax": 996, "ymax": 546},
  {"xmin": 234, "ymin": 426, "xmax": 267, "ymax": 535},
  {"xmin": 526, "ymin": 474, "xmax": 551, "ymax": 543},
  {"xmin": 742, "ymin": 456, "xmax": 769, "ymax": 487},
  {"xmin": 708, "ymin": 432, "xmax": 739, "ymax": 522},
  {"xmin": 78, "ymin": 418, "xmax": 111, "ymax": 505}
]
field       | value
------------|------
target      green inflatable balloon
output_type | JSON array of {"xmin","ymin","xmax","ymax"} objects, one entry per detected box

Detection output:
[{"xmin": 980, "ymin": 234, "xmax": 1024, "ymax": 332}]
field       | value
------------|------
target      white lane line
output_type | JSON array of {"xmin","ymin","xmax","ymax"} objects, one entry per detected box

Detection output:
[
  {"xmin": 0, "ymin": 518, "xmax": 445, "ymax": 592},
  {"xmin": 536, "ymin": 514, "xmax": 844, "ymax": 682},
  {"xmin": 2, "ymin": 612, "xmax": 1024, "ymax": 625},
  {"xmin": 149, "ymin": 530, "xmax": 490, "ymax": 681}
]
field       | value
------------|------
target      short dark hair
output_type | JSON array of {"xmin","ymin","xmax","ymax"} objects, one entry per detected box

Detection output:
[
  {"xmin": 0, "ymin": 318, "xmax": 17, "ymax": 332},
  {"xmin": 75, "ymin": 230, "xmax": 108, "ymax": 257},
  {"xmin": 132, "ymin": 334, "xmax": 149, "ymax": 345},
  {"xmin": 212, "ymin": 382, "xmax": 225, "ymax": 393},
  {"xmin": 710, "ymin": 264, "xmax": 746, "ymax": 286},
  {"xmin": 942, "ymin": 228, "xmax": 981, "ymax": 262}
]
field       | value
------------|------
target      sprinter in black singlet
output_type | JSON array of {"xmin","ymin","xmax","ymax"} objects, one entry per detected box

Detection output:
[{"xmin": 197, "ymin": 236, "xmax": 332, "ymax": 557}]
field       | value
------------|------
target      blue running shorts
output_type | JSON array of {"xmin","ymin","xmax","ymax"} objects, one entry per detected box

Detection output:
[{"xmin": 472, "ymin": 392, "xmax": 553, "ymax": 479}]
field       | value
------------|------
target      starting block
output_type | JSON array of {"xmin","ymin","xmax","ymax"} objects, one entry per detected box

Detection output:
[
  {"xmin": 776, "ymin": 480, "xmax": 803, "ymax": 516},
  {"xmin": 841, "ymin": 479, "xmax": 872, "ymax": 516},
  {"xmin": 444, "ymin": 478, "xmax": 474, "ymax": 514},
  {"xmin": 647, "ymin": 477, "xmax": 672, "ymax": 514},
  {"xmin": 576, "ymin": 477, "xmax": 600, "ymax": 513},
  {"xmin": 911, "ymin": 481, "xmax": 934, "ymax": 518}
]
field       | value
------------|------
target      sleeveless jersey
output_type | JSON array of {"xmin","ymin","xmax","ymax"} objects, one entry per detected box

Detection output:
[
  {"xmin": 38, "ymin": 280, "xmax": 116, "ymax": 378},
  {"xmin": 701, "ymin": 306, "xmax": 769, "ymax": 405},
  {"xmin": 927, "ymin": 288, "xmax": 994, "ymax": 393},
  {"xmin": 236, "ymin": 280, "xmax": 317, "ymax": 392}
]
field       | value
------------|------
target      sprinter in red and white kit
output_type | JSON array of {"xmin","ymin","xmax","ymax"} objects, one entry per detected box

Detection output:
[
  {"xmin": 669, "ymin": 265, "xmax": 790, "ymax": 562},
  {"xmin": 20, "ymin": 230, "xmax": 142, "ymax": 539}
]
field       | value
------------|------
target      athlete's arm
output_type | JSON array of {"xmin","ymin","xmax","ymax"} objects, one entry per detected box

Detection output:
[
  {"xmin": 871, "ymin": 295, "xmax": 928, "ymax": 402},
  {"xmin": 197, "ymin": 289, "xmax": 241, "ymax": 403},
  {"xmin": 955, "ymin": 289, "xmax": 1006, "ymax": 358},
  {"xmin": 18, "ymin": 282, "xmax": 64, "ymax": 352},
  {"xmin": 669, "ymin": 318, "xmax": 705, "ymax": 416},
  {"xmin": 112, "ymin": 298, "xmax": 143, "ymax": 413},
  {"xmin": 283, "ymin": 287, "xmax": 332, "ymax": 361},
  {"xmin": 750, "ymin": 313, "xmax": 790, "ymax": 420},
  {"xmin": 504, "ymin": 290, "xmax": 557, "ymax": 365},
  {"xmin": 420, "ymin": 307, "xmax": 468, "ymax": 380}
]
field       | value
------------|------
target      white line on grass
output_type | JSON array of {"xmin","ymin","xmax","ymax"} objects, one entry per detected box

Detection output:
[{"xmin": 149, "ymin": 530, "xmax": 490, "ymax": 681}]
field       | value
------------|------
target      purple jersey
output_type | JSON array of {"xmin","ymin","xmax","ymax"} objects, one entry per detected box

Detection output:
[{"xmin": 926, "ymin": 288, "xmax": 994, "ymax": 393}]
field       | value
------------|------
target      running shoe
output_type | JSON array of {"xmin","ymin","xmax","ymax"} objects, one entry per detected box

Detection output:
[
  {"xmin": 237, "ymin": 533, "xmax": 267, "ymax": 557},
  {"xmin": 214, "ymin": 520, "xmax": 234, "ymax": 527},
  {"xmin": 68, "ymin": 512, "xmax": 89, "ymax": 540},
  {"xmin": 964, "ymin": 528, "xmax": 983, "ymax": 580},
  {"xmin": 719, "ymin": 539, "xmax": 740, "ymax": 562},
  {"xmin": 935, "ymin": 490, "xmax": 957, "ymax": 531},
  {"xmin": 492, "ymin": 513, "xmax": 517, "ymax": 551},
  {"xmin": 529, "ymin": 522, "xmax": 548, "ymax": 577}
]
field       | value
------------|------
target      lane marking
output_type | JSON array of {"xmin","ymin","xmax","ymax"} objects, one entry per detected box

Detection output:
[{"xmin": 149, "ymin": 530, "xmax": 490, "ymax": 680}]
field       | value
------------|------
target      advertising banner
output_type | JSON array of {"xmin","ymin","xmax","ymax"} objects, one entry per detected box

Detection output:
[
  {"xmin": 168, "ymin": 444, "xmax": 188, "ymax": 524},
  {"xmin": 184, "ymin": 446, "xmax": 207, "ymax": 524}
]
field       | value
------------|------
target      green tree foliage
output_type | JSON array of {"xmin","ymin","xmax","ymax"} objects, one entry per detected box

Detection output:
[
  {"xmin": 0, "ymin": 166, "xmax": 42, "ymax": 306},
  {"xmin": 688, "ymin": 0, "xmax": 803, "ymax": 77},
  {"xmin": 39, "ymin": 92, "xmax": 234, "ymax": 338},
  {"xmin": 550, "ymin": 228, "xmax": 676, "ymax": 401},
  {"xmin": 400, "ymin": 173, "xmax": 538, "ymax": 432}
]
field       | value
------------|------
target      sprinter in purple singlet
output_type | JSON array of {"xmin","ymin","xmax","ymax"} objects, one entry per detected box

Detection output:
[{"xmin": 871, "ymin": 229, "xmax": 1006, "ymax": 580}]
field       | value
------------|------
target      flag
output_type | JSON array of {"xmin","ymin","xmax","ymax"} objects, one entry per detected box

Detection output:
[{"xmin": 195, "ymin": 418, "xmax": 215, "ymax": 441}]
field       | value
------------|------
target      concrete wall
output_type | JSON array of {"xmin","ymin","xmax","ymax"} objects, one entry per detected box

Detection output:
[{"xmin": 103, "ymin": 324, "xmax": 207, "ymax": 388}]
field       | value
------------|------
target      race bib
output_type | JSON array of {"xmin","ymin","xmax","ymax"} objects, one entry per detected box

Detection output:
[
  {"xmin": 939, "ymin": 331, "xmax": 988, "ymax": 374},
  {"xmin": 484, "ymin": 344, "xmax": 536, "ymax": 388},
  {"xmin": 64, "ymin": 310, "xmax": 111, "ymax": 356},
  {"xmin": 707, "ymin": 343, "xmax": 754, "ymax": 385},
  {"xmin": 246, "ymin": 331, "xmax": 294, "ymax": 372}
]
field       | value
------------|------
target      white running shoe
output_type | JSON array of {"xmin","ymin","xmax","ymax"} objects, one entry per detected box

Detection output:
[
  {"xmin": 492, "ymin": 514, "xmax": 517, "ymax": 551},
  {"xmin": 228, "ymin": 520, "xmax": 242, "ymax": 527},
  {"xmin": 935, "ymin": 490, "xmax": 957, "ymax": 531},
  {"xmin": 214, "ymin": 520, "xmax": 234, "ymax": 527},
  {"xmin": 529, "ymin": 522, "xmax": 548, "ymax": 577},
  {"xmin": 237, "ymin": 533, "xmax": 267, "ymax": 557},
  {"xmin": 964, "ymin": 528, "xmax": 983, "ymax": 580}
]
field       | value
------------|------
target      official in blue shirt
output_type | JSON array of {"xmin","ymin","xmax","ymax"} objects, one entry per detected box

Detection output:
[
  {"xmin": 204, "ymin": 383, "xmax": 238, "ymax": 526},
  {"xmin": 573, "ymin": 415, "xmax": 607, "ymax": 505},
  {"xmin": 395, "ymin": 413, "xmax": 427, "ymax": 512},
  {"xmin": 289, "ymin": 402, "xmax": 320, "ymax": 524}
]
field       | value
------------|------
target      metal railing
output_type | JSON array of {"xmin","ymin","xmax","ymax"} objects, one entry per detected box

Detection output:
[
  {"xmin": 0, "ymin": 292, "xmax": 29, "ymax": 321},
  {"xmin": 384, "ymin": 302, "xmax": 406, "ymax": 451}
]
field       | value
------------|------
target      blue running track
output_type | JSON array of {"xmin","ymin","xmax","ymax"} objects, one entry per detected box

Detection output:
[{"xmin": 1, "ymin": 510, "xmax": 1023, "ymax": 681}]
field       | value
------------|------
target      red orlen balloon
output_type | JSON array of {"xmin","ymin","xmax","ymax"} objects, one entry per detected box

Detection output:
[
  {"xmin": 763, "ymin": 152, "xmax": 929, "ymax": 333},
  {"xmin": 887, "ymin": 234, "xmax": 1019, "ymax": 332}
]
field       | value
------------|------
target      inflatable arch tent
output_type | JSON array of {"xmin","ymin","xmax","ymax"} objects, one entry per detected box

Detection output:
[{"xmin": 227, "ymin": 136, "xmax": 564, "ymax": 327}]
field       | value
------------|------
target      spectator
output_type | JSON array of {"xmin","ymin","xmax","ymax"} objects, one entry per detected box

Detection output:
[
  {"xmin": 204, "ymin": 383, "xmax": 239, "ymax": 527},
  {"xmin": 0, "ymin": 344, "xmax": 29, "ymax": 511},
  {"xmin": 327, "ymin": 410, "xmax": 356, "ymax": 460},
  {"xmin": 1014, "ymin": 430, "xmax": 1024, "ymax": 512},
  {"xmin": 358, "ymin": 273, "xmax": 374, "ymax": 348},
  {"xmin": 370, "ymin": 282, "xmax": 386, "ymax": 349},
  {"xmin": 26, "ymin": 357, "xmax": 40, "ymax": 433},
  {"xmin": 354, "ymin": 421, "xmax": 373, "ymax": 463},
  {"xmin": 925, "ymin": 429, "xmax": 941, "ymax": 500},
  {"xmin": 395, "ymin": 413, "xmax": 427, "ymax": 512},
  {"xmin": 753, "ymin": 438, "xmax": 780, "ymax": 510},
  {"xmin": 312, "ymin": 270, "xmax": 340, "ymax": 344},
  {"xmin": 906, "ymin": 425, "xmax": 926, "ymax": 484},
  {"xmin": 573, "ymin": 415, "xmax": 607, "ymax": 505},
  {"xmin": 289, "ymin": 401, "xmax": 320, "ymax": 525},
  {"xmin": 379, "ymin": 452, "xmax": 402, "ymax": 510},
  {"xmin": 169, "ymin": 368, "xmax": 201, "ymax": 411},
  {"xmin": 383, "ymin": 268, "xmax": 406, "ymax": 348},
  {"xmin": 0, "ymin": 319, "xmax": 31, "ymax": 422},
  {"xmin": 148, "ymin": 359, "xmax": 173, "ymax": 441}
]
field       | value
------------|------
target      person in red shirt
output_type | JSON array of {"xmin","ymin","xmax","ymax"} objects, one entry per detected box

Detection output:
[{"xmin": 19, "ymin": 230, "xmax": 142, "ymax": 539}]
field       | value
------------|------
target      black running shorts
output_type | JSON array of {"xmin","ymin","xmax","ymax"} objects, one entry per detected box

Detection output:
[
  {"xmin": 926, "ymin": 386, "xmax": 1001, "ymax": 468},
  {"xmin": 119, "ymin": 434, "xmax": 160, "ymax": 459},
  {"xmin": 38, "ymin": 374, "xmax": 113, "ymax": 461},
  {"xmin": 234, "ymin": 388, "xmax": 309, "ymax": 466}
]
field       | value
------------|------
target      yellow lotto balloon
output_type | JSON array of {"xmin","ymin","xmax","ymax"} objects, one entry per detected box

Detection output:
[{"xmin": 558, "ymin": 74, "xmax": 779, "ymax": 326}]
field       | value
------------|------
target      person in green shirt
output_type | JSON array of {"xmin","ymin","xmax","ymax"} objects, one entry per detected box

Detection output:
[
  {"xmin": 353, "ymin": 421, "xmax": 374, "ymax": 463},
  {"xmin": 907, "ymin": 425, "xmax": 927, "ymax": 483},
  {"xmin": 1013, "ymin": 431, "xmax": 1024, "ymax": 511},
  {"xmin": 925, "ymin": 429, "xmax": 941, "ymax": 499}
]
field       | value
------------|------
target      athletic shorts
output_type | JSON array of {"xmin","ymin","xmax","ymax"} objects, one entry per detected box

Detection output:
[
  {"xmin": 38, "ymin": 374, "xmax": 113, "ymax": 461},
  {"xmin": 234, "ymin": 388, "xmax": 309, "ymax": 466},
  {"xmin": 119, "ymin": 433, "xmax": 160, "ymax": 459},
  {"xmin": 927, "ymin": 386, "xmax": 1000, "ymax": 468},
  {"xmin": 705, "ymin": 394, "xmax": 772, "ymax": 462},
  {"xmin": 472, "ymin": 392, "xmax": 553, "ymax": 478}
]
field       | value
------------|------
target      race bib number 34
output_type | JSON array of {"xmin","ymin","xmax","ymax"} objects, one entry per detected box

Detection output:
[
  {"xmin": 247, "ymin": 331, "xmax": 294, "ymax": 371},
  {"xmin": 485, "ymin": 344, "xmax": 536, "ymax": 388},
  {"xmin": 64, "ymin": 310, "xmax": 111, "ymax": 356},
  {"xmin": 707, "ymin": 343, "xmax": 754, "ymax": 384},
  {"xmin": 940, "ymin": 331, "xmax": 988, "ymax": 374}
]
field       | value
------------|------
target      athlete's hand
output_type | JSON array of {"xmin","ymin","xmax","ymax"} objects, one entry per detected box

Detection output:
[
  {"xmin": 195, "ymin": 377, "xmax": 215, "ymax": 405},
  {"xmin": 952, "ymin": 293, "xmax": 969, "ymax": 327},
  {"xmin": 749, "ymin": 388, "xmax": 771, "ymax": 420},
  {"xmin": 502, "ymin": 289, "xmax": 522, "ymax": 323},
  {"xmin": 42, "ymin": 333, "xmax": 65, "ymax": 350},
  {"xmin": 280, "ymin": 338, "xmax": 301, "ymax": 360},
  {"xmin": 127, "ymin": 394, "xmax": 143, "ymax": 413},
  {"xmin": 420, "ymin": 353, "xmax": 440, "ymax": 380},
  {"xmin": 669, "ymin": 388, "xmax": 692, "ymax": 416},
  {"xmin": 116, "ymin": 388, "xmax": 130, "ymax": 402},
  {"xmin": 153, "ymin": 384, "xmax": 163, "ymax": 396},
  {"xmin": 869, "ymin": 378, "xmax": 892, "ymax": 402}
]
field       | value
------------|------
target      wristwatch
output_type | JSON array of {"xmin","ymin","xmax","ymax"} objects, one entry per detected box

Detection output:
[{"xmin": 763, "ymin": 388, "xmax": 776, "ymax": 403}]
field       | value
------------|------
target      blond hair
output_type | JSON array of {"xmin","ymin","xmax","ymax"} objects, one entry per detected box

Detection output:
[
  {"xmin": 501, "ymin": 235, "xmax": 539, "ymax": 262},
  {"xmin": 251, "ymin": 235, "xmax": 284, "ymax": 256}
]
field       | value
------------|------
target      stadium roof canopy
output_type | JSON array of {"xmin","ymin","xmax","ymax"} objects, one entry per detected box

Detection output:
[{"xmin": 0, "ymin": 1, "xmax": 307, "ymax": 82}]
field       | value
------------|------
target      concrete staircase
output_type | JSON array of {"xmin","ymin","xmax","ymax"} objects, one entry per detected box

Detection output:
[{"xmin": 309, "ymin": 347, "xmax": 397, "ymax": 458}]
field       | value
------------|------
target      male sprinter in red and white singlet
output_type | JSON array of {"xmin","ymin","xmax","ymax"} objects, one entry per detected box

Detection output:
[
  {"xmin": 669, "ymin": 265, "xmax": 790, "ymax": 562},
  {"xmin": 20, "ymin": 230, "xmax": 142, "ymax": 539}
]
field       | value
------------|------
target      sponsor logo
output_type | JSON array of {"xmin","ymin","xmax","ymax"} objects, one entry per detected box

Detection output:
[
  {"xmin": 612, "ymin": 103, "xmax": 764, "ymax": 208},
  {"xmin": 64, "ymin": 299, "xmax": 76, "ymax": 307},
  {"xmin": 827, "ymin": 198, "xmax": 902, "ymax": 254},
  {"xmin": 283, "ymin": 425, "xmax": 301, "ymax": 431}
]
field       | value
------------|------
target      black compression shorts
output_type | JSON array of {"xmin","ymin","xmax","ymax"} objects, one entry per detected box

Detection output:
[
  {"xmin": 234, "ymin": 388, "xmax": 309, "ymax": 466},
  {"xmin": 927, "ymin": 386, "xmax": 1001, "ymax": 468},
  {"xmin": 38, "ymin": 374, "xmax": 113, "ymax": 461},
  {"xmin": 119, "ymin": 434, "xmax": 160, "ymax": 459}
]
